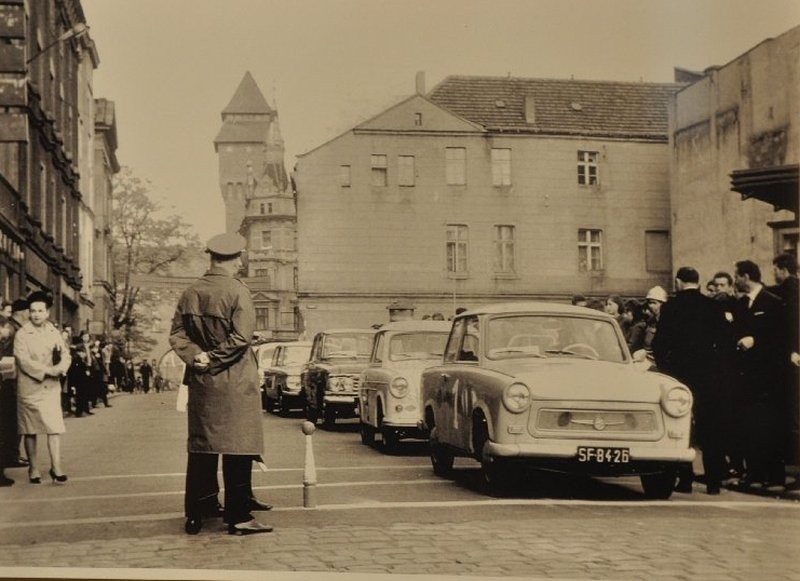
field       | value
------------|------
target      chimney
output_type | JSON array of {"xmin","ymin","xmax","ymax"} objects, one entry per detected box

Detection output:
[
  {"xmin": 415, "ymin": 71, "xmax": 426, "ymax": 95},
  {"xmin": 524, "ymin": 95, "xmax": 536, "ymax": 124}
]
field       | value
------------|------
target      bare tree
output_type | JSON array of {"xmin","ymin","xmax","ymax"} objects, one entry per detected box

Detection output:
[{"xmin": 110, "ymin": 167, "xmax": 201, "ymax": 349}]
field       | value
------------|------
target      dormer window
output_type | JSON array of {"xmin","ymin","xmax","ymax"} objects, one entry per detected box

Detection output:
[{"xmin": 414, "ymin": 112, "xmax": 422, "ymax": 126}]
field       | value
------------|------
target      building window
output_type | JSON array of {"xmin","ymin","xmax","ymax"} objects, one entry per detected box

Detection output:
[
  {"xmin": 645, "ymin": 230, "xmax": 671, "ymax": 273},
  {"xmin": 259, "ymin": 203, "xmax": 266, "ymax": 215},
  {"xmin": 414, "ymin": 112, "xmax": 422, "ymax": 126},
  {"xmin": 261, "ymin": 230, "xmax": 272, "ymax": 249},
  {"xmin": 578, "ymin": 229, "xmax": 603, "ymax": 271},
  {"xmin": 293, "ymin": 267, "xmax": 298, "ymax": 290},
  {"xmin": 255, "ymin": 307, "xmax": 269, "ymax": 330},
  {"xmin": 398, "ymin": 155, "xmax": 415, "ymax": 187},
  {"xmin": 267, "ymin": 203, "xmax": 273, "ymax": 214},
  {"xmin": 446, "ymin": 225, "xmax": 468, "ymax": 273},
  {"xmin": 371, "ymin": 154, "xmax": 387, "ymax": 187},
  {"xmin": 340, "ymin": 165, "xmax": 351, "ymax": 187},
  {"xmin": 578, "ymin": 150, "xmax": 599, "ymax": 185},
  {"xmin": 491, "ymin": 148, "xmax": 511, "ymax": 186},
  {"xmin": 493, "ymin": 225, "xmax": 516, "ymax": 273},
  {"xmin": 255, "ymin": 268, "xmax": 269, "ymax": 278},
  {"xmin": 445, "ymin": 147, "xmax": 466, "ymax": 185}
]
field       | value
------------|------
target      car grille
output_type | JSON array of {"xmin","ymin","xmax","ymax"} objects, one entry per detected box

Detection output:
[{"xmin": 534, "ymin": 407, "xmax": 661, "ymax": 440}]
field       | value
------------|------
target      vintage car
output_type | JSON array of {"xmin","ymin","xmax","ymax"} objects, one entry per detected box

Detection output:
[
  {"xmin": 358, "ymin": 321, "xmax": 451, "ymax": 451},
  {"xmin": 421, "ymin": 302, "xmax": 695, "ymax": 498},
  {"xmin": 263, "ymin": 341, "xmax": 312, "ymax": 415},
  {"xmin": 253, "ymin": 342, "xmax": 279, "ymax": 410},
  {"xmin": 302, "ymin": 328, "xmax": 376, "ymax": 426}
]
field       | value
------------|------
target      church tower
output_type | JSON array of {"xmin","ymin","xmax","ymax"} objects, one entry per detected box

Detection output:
[{"xmin": 214, "ymin": 72, "xmax": 300, "ymax": 341}]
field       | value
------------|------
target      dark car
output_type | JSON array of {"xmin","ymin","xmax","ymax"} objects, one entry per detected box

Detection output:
[
  {"xmin": 263, "ymin": 341, "xmax": 312, "ymax": 415},
  {"xmin": 302, "ymin": 328, "xmax": 376, "ymax": 427}
]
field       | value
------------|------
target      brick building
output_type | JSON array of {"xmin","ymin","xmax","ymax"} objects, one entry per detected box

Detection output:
[
  {"xmin": 214, "ymin": 72, "xmax": 299, "ymax": 341},
  {"xmin": 670, "ymin": 25, "xmax": 799, "ymax": 279},
  {"xmin": 0, "ymin": 0, "xmax": 107, "ymax": 328},
  {"xmin": 294, "ymin": 74, "xmax": 682, "ymax": 335}
]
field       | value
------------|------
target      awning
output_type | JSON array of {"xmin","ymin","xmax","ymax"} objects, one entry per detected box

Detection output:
[{"xmin": 730, "ymin": 164, "xmax": 799, "ymax": 214}]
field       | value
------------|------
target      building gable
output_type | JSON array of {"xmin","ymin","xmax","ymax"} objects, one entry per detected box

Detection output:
[{"xmin": 355, "ymin": 94, "xmax": 484, "ymax": 133}]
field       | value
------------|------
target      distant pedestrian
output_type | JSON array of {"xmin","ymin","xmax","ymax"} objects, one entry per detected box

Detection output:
[
  {"xmin": 170, "ymin": 233, "xmax": 272, "ymax": 536},
  {"xmin": 620, "ymin": 300, "xmax": 647, "ymax": 353},
  {"xmin": 139, "ymin": 359, "xmax": 153, "ymax": 394}
]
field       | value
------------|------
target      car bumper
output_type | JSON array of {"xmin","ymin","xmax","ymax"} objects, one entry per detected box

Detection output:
[{"xmin": 484, "ymin": 442, "xmax": 695, "ymax": 466}]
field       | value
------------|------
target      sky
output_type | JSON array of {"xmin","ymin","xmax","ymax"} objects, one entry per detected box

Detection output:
[{"xmin": 81, "ymin": 0, "xmax": 800, "ymax": 242}]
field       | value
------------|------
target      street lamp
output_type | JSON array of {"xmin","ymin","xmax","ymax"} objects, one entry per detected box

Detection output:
[{"xmin": 26, "ymin": 23, "xmax": 89, "ymax": 65}]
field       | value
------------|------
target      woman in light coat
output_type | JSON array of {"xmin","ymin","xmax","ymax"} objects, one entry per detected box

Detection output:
[{"xmin": 15, "ymin": 291, "xmax": 71, "ymax": 484}]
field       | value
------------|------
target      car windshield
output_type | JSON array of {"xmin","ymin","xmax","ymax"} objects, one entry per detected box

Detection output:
[
  {"xmin": 388, "ymin": 332, "xmax": 448, "ymax": 361},
  {"xmin": 258, "ymin": 347, "xmax": 275, "ymax": 366},
  {"xmin": 486, "ymin": 314, "xmax": 626, "ymax": 363},
  {"xmin": 281, "ymin": 345, "xmax": 311, "ymax": 366},
  {"xmin": 321, "ymin": 333, "xmax": 373, "ymax": 359}
]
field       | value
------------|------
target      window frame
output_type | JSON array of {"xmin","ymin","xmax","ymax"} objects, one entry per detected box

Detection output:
[
  {"xmin": 577, "ymin": 228, "xmax": 603, "ymax": 272},
  {"xmin": 339, "ymin": 164, "xmax": 351, "ymax": 188},
  {"xmin": 493, "ymin": 224, "xmax": 516, "ymax": 274},
  {"xmin": 446, "ymin": 224, "xmax": 469, "ymax": 274},
  {"xmin": 370, "ymin": 154, "xmax": 388, "ymax": 187},
  {"xmin": 397, "ymin": 155, "xmax": 415, "ymax": 187},
  {"xmin": 577, "ymin": 150, "xmax": 599, "ymax": 186},
  {"xmin": 491, "ymin": 148, "xmax": 512, "ymax": 187},
  {"xmin": 445, "ymin": 147, "xmax": 466, "ymax": 185}
]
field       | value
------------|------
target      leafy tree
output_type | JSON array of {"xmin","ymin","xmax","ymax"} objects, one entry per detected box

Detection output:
[{"xmin": 110, "ymin": 167, "xmax": 202, "ymax": 354}]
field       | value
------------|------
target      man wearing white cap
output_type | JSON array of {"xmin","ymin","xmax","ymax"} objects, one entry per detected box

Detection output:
[{"xmin": 170, "ymin": 233, "xmax": 272, "ymax": 535}]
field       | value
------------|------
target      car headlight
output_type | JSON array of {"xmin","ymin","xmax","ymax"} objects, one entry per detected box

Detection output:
[
  {"xmin": 661, "ymin": 386, "xmax": 692, "ymax": 418},
  {"xmin": 502, "ymin": 382, "xmax": 531, "ymax": 413},
  {"xmin": 389, "ymin": 377, "xmax": 409, "ymax": 398},
  {"xmin": 328, "ymin": 376, "xmax": 353, "ymax": 392}
]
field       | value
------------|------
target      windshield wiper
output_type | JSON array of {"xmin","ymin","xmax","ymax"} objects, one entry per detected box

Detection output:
[
  {"xmin": 544, "ymin": 349, "xmax": 596, "ymax": 360},
  {"xmin": 491, "ymin": 348, "xmax": 546, "ymax": 358}
]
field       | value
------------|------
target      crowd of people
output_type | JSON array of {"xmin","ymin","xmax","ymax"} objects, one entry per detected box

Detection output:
[
  {"xmin": 575, "ymin": 254, "xmax": 799, "ymax": 495},
  {"xmin": 0, "ymin": 290, "xmax": 167, "ymax": 488}
]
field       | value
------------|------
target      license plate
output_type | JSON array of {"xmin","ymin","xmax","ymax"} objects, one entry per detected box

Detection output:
[{"xmin": 577, "ymin": 446, "xmax": 630, "ymax": 464}]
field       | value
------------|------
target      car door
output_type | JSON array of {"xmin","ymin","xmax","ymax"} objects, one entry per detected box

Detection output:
[
  {"xmin": 360, "ymin": 332, "xmax": 384, "ymax": 426},
  {"xmin": 433, "ymin": 318, "xmax": 468, "ymax": 446},
  {"xmin": 450, "ymin": 315, "xmax": 480, "ymax": 451}
]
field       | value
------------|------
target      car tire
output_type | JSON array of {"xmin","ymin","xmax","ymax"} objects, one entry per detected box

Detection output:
[
  {"xmin": 322, "ymin": 405, "xmax": 336, "ymax": 428},
  {"xmin": 430, "ymin": 438, "xmax": 455, "ymax": 478},
  {"xmin": 473, "ymin": 414, "xmax": 511, "ymax": 496},
  {"xmin": 640, "ymin": 471, "xmax": 676, "ymax": 500},
  {"xmin": 360, "ymin": 422, "xmax": 376, "ymax": 445},
  {"xmin": 275, "ymin": 390, "xmax": 286, "ymax": 416},
  {"xmin": 381, "ymin": 426, "xmax": 399, "ymax": 454}
]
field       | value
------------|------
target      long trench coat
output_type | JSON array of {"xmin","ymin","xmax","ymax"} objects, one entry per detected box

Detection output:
[
  {"xmin": 14, "ymin": 320, "xmax": 71, "ymax": 435},
  {"xmin": 169, "ymin": 266, "xmax": 262, "ymax": 455}
]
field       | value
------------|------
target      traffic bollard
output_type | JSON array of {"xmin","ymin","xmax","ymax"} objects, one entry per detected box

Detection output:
[{"xmin": 302, "ymin": 420, "xmax": 317, "ymax": 508}]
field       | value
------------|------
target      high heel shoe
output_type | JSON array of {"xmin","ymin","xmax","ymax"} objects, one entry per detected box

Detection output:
[
  {"xmin": 29, "ymin": 474, "xmax": 42, "ymax": 484},
  {"xmin": 49, "ymin": 468, "xmax": 67, "ymax": 484}
]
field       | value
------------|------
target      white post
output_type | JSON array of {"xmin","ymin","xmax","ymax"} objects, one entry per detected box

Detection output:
[{"xmin": 302, "ymin": 421, "xmax": 317, "ymax": 508}]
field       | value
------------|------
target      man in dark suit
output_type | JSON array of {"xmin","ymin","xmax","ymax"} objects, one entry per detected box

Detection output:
[
  {"xmin": 768, "ymin": 253, "xmax": 799, "ymax": 469},
  {"xmin": 653, "ymin": 266, "xmax": 724, "ymax": 494},
  {"xmin": 734, "ymin": 259, "xmax": 787, "ymax": 489}
]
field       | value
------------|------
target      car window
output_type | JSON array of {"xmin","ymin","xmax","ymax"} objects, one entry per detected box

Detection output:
[
  {"xmin": 321, "ymin": 333, "xmax": 374, "ymax": 359},
  {"xmin": 486, "ymin": 314, "xmax": 626, "ymax": 362},
  {"xmin": 388, "ymin": 332, "xmax": 448, "ymax": 361},
  {"xmin": 371, "ymin": 333, "xmax": 384, "ymax": 364},
  {"xmin": 443, "ymin": 319, "xmax": 466, "ymax": 363},
  {"xmin": 457, "ymin": 316, "xmax": 480, "ymax": 362},
  {"xmin": 283, "ymin": 345, "xmax": 311, "ymax": 365}
]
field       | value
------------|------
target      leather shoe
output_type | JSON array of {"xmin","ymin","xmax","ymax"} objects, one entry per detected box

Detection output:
[
  {"xmin": 247, "ymin": 498, "xmax": 273, "ymax": 511},
  {"xmin": 184, "ymin": 517, "xmax": 203, "ymax": 535},
  {"xmin": 707, "ymin": 483, "xmax": 721, "ymax": 495},
  {"xmin": 228, "ymin": 519, "xmax": 273, "ymax": 535},
  {"xmin": 0, "ymin": 475, "xmax": 13, "ymax": 487},
  {"xmin": 9, "ymin": 458, "xmax": 29, "ymax": 468},
  {"xmin": 675, "ymin": 479, "xmax": 693, "ymax": 493}
]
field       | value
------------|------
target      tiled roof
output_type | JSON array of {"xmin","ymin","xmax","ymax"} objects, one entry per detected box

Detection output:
[
  {"xmin": 214, "ymin": 121, "xmax": 270, "ymax": 144},
  {"xmin": 222, "ymin": 71, "xmax": 273, "ymax": 116},
  {"xmin": 428, "ymin": 76, "xmax": 684, "ymax": 138}
]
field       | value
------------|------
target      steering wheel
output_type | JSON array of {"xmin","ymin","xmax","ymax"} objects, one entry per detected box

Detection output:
[{"xmin": 562, "ymin": 343, "xmax": 600, "ymax": 359}]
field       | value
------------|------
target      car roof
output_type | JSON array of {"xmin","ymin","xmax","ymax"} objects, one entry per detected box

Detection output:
[
  {"xmin": 267, "ymin": 341, "xmax": 313, "ymax": 349},
  {"xmin": 456, "ymin": 301, "xmax": 616, "ymax": 321},
  {"xmin": 378, "ymin": 321, "xmax": 452, "ymax": 332},
  {"xmin": 319, "ymin": 328, "xmax": 377, "ymax": 334}
]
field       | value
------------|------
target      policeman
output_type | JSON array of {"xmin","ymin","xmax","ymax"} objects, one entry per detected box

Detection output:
[{"xmin": 170, "ymin": 233, "xmax": 272, "ymax": 535}]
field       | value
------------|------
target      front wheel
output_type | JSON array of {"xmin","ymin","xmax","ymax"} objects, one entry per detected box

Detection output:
[
  {"xmin": 381, "ymin": 426, "xmax": 400, "ymax": 454},
  {"xmin": 640, "ymin": 471, "xmax": 676, "ymax": 499},
  {"xmin": 360, "ymin": 422, "xmax": 376, "ymax": 445}
]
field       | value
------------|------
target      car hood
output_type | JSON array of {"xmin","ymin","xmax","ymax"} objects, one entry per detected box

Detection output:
[
  {"xmin": 315, "ymin": 361, "xmax": 370, "ymax": 374},
  {"xmin": 274, "ymin": 363, "xmax": 304, "ymax": 376},
  {"xmin": 386, "ymin": 359, "xmax": 442, "ymax": 382},
  {"xmin": 488, "ymin": 359, "xmax": 681, "ymax": 403}
]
